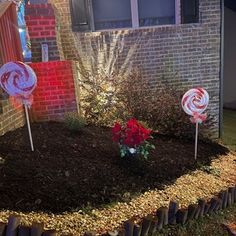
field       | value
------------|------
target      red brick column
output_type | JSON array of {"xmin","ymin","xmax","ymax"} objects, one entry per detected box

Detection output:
[
  {"xmin": 29, "ymin": 61, "xmax": 77, "ymax": 121},
  {"xmin": 25, "ymin": 3, "xmax": 60, "ymax": 62}
]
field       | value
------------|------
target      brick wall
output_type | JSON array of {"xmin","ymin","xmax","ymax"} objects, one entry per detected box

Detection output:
[
  {"xmin": 48, "ymin": 0, "xmax": 221, "ymax": 138},
  {"xmin": 25, "ymin": 3, "xmax": 60, "ymax": 62},
  {"xmin": 29, "ymin": 61, "xmax": 78, "ymax": 121}
]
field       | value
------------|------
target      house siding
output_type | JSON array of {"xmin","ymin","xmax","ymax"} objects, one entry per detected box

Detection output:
[{"xmin": 49, "ymin": 0, "xmax": 221, "ymax": 138}]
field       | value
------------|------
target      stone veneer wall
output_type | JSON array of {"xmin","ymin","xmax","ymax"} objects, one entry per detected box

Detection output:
[
  {"xmin": 48, "ymin": 0, "xmax": 222, "ymax": 138},
  {"xmin": 0, "ymin": 98, "xmax": 25, "ymax": 136}
]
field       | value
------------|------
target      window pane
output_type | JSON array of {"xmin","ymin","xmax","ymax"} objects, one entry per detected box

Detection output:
[
  {"xmin": 138, "ymin": 0, "xmax": 175, "ymax": 27},
  {"xmin": 92, "ymin": 0, "xmax": 132, "ymax": 30}
]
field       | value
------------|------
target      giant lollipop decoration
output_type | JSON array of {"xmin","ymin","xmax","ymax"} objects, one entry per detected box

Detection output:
[
  {"xmin": 182, "ymin": 88, "xmax": 209, "ymax": 160},
  {"xmin": 0, "ymin": 61, "xmax": 37, "ymax": 151}
]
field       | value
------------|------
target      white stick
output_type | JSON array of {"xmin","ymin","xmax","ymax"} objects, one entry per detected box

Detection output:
[
  {"xmin": 24, "ymin": 105, "xmax": 34, "ymax": 151},
  {"xmin": 194, "ymin": 122, "xmax": 199, "ymax": 160}
]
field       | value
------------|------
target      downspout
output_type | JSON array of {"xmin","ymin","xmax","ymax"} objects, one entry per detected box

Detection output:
[{"xmin": 219, "ymin": 0, "xmax": 224, "ymax": 138}]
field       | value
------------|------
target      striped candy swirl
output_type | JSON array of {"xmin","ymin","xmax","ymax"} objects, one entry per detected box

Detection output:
[
  {"xmin": 0, "ymin": 61, "xmax": 37, "ymax": 104},
  {"xmin": 181, "ymin": 88, "xmax": 209, "ymax": 116}
]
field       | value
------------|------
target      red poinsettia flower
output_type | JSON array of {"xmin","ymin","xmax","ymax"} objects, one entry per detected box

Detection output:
[
  {"xmin": 112, "ymin": 122, "xmax": 122, "ymax": 142},
  {"xmin": 112, "ymin": 119, "xmax": 155, "ymax": 159},
  {"xmin": 126, "ymin": 118, "xmax": 138, "ymax": 128},
  {"xmin": 112, "ymin": 118, "xmax": 152, "ymax": 147}
]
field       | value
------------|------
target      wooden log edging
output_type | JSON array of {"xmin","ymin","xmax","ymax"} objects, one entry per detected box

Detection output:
[
  {"xmin": 0, "ymin": 216, "xmax": 60, "ymax": 236},
  {"xmin": 114, "ymin": 184, "xmax": 236, "ymax": 236},
  {"xmin": 1, "ymin": 185, "xmax": 236, "ymax": 236},
  {"xmin": 222, "ymin": 223, "xmax": 236, "ymax": 236}
]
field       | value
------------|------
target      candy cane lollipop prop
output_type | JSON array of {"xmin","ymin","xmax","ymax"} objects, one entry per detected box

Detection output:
[
  {"xmin": 0, "ymin": 61, "xmax": 37, "ymax": 151},
  {"xmin": 182, "ymin": 88, "xmax": 209, "ymax": 160}
]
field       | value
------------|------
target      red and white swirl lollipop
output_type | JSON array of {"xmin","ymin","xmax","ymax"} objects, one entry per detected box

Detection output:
[
  {"xmin": 181, "ymin": 88, "xmax": 209, "ymax": 160},
  {"xmin": 182, "ymin": 88, "xmax": 209, "ymax": 123},
  {"xmin": 0, "ymin": 61, "xmax": 37, "ymax": 107},
  {"xmin": 0, "ymin": 61, "xmax": 37, "ymax": 151}
]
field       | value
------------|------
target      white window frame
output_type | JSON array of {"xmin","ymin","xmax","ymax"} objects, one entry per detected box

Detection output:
[
  {"xmin": 90, "ymin": 0, "xmax": 181, "ymax": 31},
  {"xmin": 175, "ymin": 0, "xmax": 181, "ymax": 24},
  {"xmin": 131, "ymin": 0, "xmax": 139, "ymax": 28}
]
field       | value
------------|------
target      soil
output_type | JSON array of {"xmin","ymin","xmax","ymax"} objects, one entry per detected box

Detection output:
[{"xmin": 0, "ymin": 122, "xmax": 228, "ymax": 214}]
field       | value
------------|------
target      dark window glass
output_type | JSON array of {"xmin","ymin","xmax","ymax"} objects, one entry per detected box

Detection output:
[
  {"xmin": 92, "ymin": 0, "xmax": 132, "ymax": 30},
  {"xmin": 138, "ymin": 0, "xmax": 175, "ymax": 27}
]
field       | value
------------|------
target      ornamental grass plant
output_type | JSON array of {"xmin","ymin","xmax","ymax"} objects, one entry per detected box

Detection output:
[{"xmin": 64, "ymin": 112, "xmax": 86, "ymax": 133}]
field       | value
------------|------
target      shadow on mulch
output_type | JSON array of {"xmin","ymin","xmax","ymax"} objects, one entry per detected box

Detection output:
[{"xmin": 0, "ymin": 122, "xmax": 229, "ymax": 214}]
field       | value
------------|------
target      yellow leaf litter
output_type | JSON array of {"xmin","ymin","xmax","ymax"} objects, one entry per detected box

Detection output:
[{"xmin": 0, "ymin": 151, "xmax": 236, "ymax": 235}]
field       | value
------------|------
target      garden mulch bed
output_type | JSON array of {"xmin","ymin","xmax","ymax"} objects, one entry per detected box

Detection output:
[
  {"xmin": 0, "ymin": 121, "xmax": 234, "ymax": 235},
  {"xmin": 0, "ymin": 122, "xmax": 228, "ymax": 213}
]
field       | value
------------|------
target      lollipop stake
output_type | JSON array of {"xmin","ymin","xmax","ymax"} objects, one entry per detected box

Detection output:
[
  {"xmin": 181, "ymin": 88, "xmax": 209, "ymax": 160},
  {"xmin": 194, "ymin": 122, "xmax": 199, "ymax": 160},
  {"xmin": 0, "ymin": 61, "xmax": 37, "ymax": 151},
  {"xmin": 24, "ymin": 105, "xmax": 34, "ymax": 151}
]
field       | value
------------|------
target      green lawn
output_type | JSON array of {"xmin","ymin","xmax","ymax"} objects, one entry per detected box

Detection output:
[
  {"xmin": 155, "ymin": 110, "xmax": 236, "ymax": 235},
  {"xmin": 157, "ymin": 205, "xmax": 236, "ymax": 236},
  {"xmin": 223, "ymin": 109, "xmax": 236, "ymax": 151}
]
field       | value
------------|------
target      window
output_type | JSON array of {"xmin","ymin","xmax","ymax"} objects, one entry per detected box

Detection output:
[
  {"xmin": 70, "ymin": 0, "xmax": 199, "ymax": 32},
  {"xmin": 138, "ymin": 0, "xmax": 175, "ymax": 27},
  {"xmin": 92, "ymin": 0, "xmax": 132, "ymax": 30}
]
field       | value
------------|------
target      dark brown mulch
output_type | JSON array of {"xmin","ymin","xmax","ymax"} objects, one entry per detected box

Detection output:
[{"xmin": 0, "ymin": 122, "xmax": 228, "ymax": 213}]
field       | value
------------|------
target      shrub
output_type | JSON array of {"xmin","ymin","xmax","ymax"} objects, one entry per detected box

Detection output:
[
  {"xmin": 77, "ymin": 63, "xmax": 214, "ymax": 138},
  {"xmin": 64, "ymin": 112, "xmax": 86, "ymax": 133},
  {"xmin": 118, "ymin": 72, "xmax": 214, "ymax": 138}
]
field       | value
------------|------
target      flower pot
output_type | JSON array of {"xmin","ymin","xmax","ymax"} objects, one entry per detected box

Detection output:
[{"xmin": 123, "ymin": 147, "xmax": 139, "ymax": 159}]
